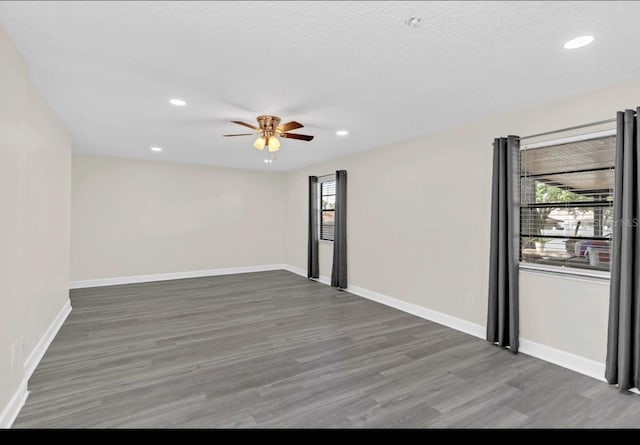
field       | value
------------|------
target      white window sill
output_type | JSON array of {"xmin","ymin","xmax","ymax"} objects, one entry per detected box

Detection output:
[{"xmin": 519, "ymin": 262, "xmax": 610, "ymax": 284}]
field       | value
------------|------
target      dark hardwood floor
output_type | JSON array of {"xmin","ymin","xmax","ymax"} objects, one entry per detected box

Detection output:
[{"xmin": 13, "ymin": 270, "xmax": 640, "ymax": 428}]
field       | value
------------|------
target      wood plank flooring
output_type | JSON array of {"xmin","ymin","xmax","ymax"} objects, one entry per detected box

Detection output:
[{"xmin": 14, "ymin": 270, "xmax": 640, "ymax": 428}]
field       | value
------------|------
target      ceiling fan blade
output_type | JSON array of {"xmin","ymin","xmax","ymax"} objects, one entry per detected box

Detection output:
[
  {"xmin": 231, "ymin": 120, "xmax": 259, "ymax": 130},
  {"xmin": 223, "ymin": 133, "xmax": 255, "ymax": 137},
  {"xmin": 277, "ymin": 121, "xmax": 304, "ymax": 132},
  {"xmin": 281, "ymin": 133, "xmax": 314, "ymax": 142}
]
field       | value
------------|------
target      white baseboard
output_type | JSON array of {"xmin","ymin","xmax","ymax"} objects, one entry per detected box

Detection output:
[
  {"xmin": 347, "ymin": 283, "xmax": 486, "ymax": 339},
  {"xmin": 70, "ymin": 264, "xmax": 286, "ymax": 289},
  {"xmin": 518, "ymin": 339, "xmax": 606, "ymax": 382},
  {"xmin": 349, "ymin": 279, "xmax": 607, "ymax": 382},
  {"xmin": 1, "ymin": 299, "xmax": 72, "ymax": 428},
  {"xmin": 0, "ymin": 380, "xmax": 28, "ymax": 429},
  {"xmin": 283, "ymin": 264, "xmax": 606, "ymax": 384},
  {"xmin": 284, "ymin": 264, "xmax": 485, "ymax": 339},
  {"xmin": 24, "ymin": 299, "xmax": 72, "ymax": 382},
  {"xmin": 282, "ymin": 264, "xmax": 331, "ymax": 285}
]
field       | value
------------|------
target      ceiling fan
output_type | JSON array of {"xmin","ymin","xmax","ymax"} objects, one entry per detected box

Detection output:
[{"xmin": 223, "ymin": 115, "xmax": 314, "ymax": 153}]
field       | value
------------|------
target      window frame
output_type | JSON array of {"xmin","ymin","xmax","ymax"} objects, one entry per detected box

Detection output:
[
  {"xmin": 518, "ymin": 128, "xmax": 616, "ymax": 281},
  {"xmin": 319, "ymin": 174, "xmax": 336, "ymax": 243}
]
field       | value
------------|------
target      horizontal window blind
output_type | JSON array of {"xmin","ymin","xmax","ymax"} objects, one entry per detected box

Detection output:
[
  {"xmin": 520, "ymin": 135, "xmax": 615, "ymax": 272},
  {"xmin": 320, "ymin": 180, "xmax": 336, "ymax": 241}
]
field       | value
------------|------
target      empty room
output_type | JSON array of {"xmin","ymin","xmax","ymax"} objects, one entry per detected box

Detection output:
[{"xmin": 2, "ymin": 0, "xmax": 640, "ymax": 429}]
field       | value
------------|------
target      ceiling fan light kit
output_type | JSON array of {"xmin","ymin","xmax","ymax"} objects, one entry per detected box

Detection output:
[{"xmin": 224, "ymin": 115, "xmax": 314, "ymax": 160}]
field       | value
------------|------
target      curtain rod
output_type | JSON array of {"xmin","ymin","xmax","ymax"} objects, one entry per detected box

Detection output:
[{"xmin": 520, "ymin": 118, "xmax": 617, "ymax": 141}]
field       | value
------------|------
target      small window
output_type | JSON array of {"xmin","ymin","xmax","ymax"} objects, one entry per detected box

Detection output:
[
  {"xmin": 320, "ymin": 179, "xmax": 336, "ymax": 241},
  {"xmin": 520, "ymin": 133, "xmax": 615, "ymax": 273}
]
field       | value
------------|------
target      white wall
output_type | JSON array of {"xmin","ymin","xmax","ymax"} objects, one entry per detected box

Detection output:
[
  {"xmin": 71, "ymin": 154, "xmax": 286, "ymax": 282},
  {"xmin": 0, "ymin": 26, "xmax": 71, "ymax": 423},
  {"xmin": 519, "ymin": 271, "xmax": 609, "ymax": 362},
  {"xmin": 285, "ymin": 77, "xmax": 640, "ymax": 364}
]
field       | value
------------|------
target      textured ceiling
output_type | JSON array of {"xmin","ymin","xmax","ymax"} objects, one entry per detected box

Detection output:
[{"xmin": 1, "ymin": 1, "xmax": 640, "ymax": 171}]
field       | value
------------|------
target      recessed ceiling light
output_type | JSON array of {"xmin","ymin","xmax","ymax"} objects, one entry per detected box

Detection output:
[
  {"xmin": 405, "ymin": 17, "xmax": 422, "ymax": 28},
  {"xmin": 264, "ymin": 159, "xmax": 273, "ymax": 164},
  {"xmin": 564, "ymin": 35, "xmax": 594, "ymax": 50},
  {"xmin": 169, "ymin": 98, "xmax": 186, "ymax": 106},
  {"xmin": 150, "ymin": 147, "xmax": 163, "ymax": 152},
  {"xmin": 336, "ymin": 130, "xmax": 349, "ymax": 136}
]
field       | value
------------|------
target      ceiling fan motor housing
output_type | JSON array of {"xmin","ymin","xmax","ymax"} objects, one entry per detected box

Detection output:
[{"xmin": 257, "ymin": 115, "xmax": 281, "ymax": 137}]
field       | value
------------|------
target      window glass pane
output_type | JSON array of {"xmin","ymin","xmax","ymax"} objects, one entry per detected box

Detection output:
[
  {"xmin": 322, "ymin": 180, "xmax": 336, "ymax": 196},
  {"xmin": 322, "ymin": 210, "xmax": 334, "ymax": 224},
  {"xmin": 321, "ymin": 224, "xmax": 334, "ymax": 241},
  {"xmin": 321, "ymin": 209, "xmax": 334, "ymax": 241},
  {"xmin": 322, "ymin": 195, "xmax": 336, "ymax": 209},
  {"xmin": 519, "ymin": 135, "xmax": 615, "ymax": 272}
]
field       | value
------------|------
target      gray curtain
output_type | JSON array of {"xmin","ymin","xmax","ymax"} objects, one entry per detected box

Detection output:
[
  {"xmin": 487, "ymin": 136, "xmax": 520, "ymax": 353},
  {"xmin": 606, "ymin": 109, "xmax": 640, "ymax": 390},
  {"xmin": 308, "ymin": 176, "xmax": 319, "ymax": 279},
  {"xmin": 331, "ymin": 170, "xmax": 347, "ymax": 289}
]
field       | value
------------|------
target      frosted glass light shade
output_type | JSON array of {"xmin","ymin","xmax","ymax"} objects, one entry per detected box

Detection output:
[
  {"xmin": 253, "ymin": 136, "xmax": 266, "ymax": 150},
  {"xmin": 268, "ymin": 136, "xmax": 280, "ymax": 152}
]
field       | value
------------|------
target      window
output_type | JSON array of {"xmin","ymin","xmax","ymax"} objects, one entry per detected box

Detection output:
[
  {"xmin": 520, "ymin": 132, "xmax": 615, "ymax": 274},
  {"xmin": 320, "ymin": 178, "xmax": 336, "ymax": 241}
]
